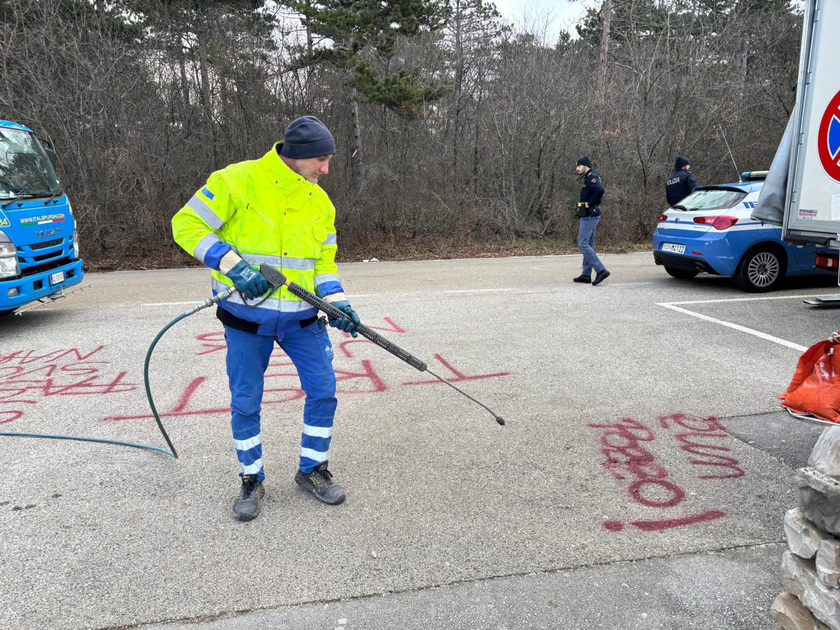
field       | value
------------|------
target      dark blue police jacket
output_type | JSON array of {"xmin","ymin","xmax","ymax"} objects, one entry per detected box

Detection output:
[
  {"xmin": 578, "ymin": 169, "xmax": 605, "ymax": 217},
  {"xmin": 665, "ymin": 169, "xmax": 697, "ymax": 206}
]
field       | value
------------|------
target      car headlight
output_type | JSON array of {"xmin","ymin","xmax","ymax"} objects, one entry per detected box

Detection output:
[{"xmin": 0, "ymin": 231, "xmax": 19, "ymax": 279}]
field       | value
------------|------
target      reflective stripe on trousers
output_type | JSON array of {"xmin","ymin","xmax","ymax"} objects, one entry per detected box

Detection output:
[{"xmin": 224, "ymin": 319, "xmax": 337, "ymax": 481}]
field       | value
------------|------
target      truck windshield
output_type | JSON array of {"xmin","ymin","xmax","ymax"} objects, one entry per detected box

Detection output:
[
  {"xmin": 0, "ymin": 128, "xmax": 61, "ymax": 200},
  {"xmin": 677, "ymin": 188, "xmax": 747, "ymax": 211}
]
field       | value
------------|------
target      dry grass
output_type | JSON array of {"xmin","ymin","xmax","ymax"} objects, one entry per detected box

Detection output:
[{"xmin": 82, "ymin": 236, "xmax": 649, "ymax": 272}]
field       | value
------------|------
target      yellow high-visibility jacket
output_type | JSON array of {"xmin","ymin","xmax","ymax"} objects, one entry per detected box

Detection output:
[{"xmin": 172, "ymin": 143, "xmax": 344, "ymax": 328}]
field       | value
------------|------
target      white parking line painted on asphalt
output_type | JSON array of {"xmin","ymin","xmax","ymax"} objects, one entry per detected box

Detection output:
[
  {"xmin": 141, "ymin": 290, "xmax": 510, "ymax": 306},
  {"xmin": 142, "ymin": 281, "xmax": 660, "ymax": 307},
  {"xmin": 665, "ymin": 293, "xmax": 835, "ymax": 306},
  {"xmin": 657, "ymin": 300, "xmax": 809, "ymax": 352},
  {"xmin": 442, "ymin": 288, "xmax": 516, "ymax": 294}
]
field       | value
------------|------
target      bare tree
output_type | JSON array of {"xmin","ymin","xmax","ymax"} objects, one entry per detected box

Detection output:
[{"xmin": 0, "ymin": 0, "xmax": 803, "ymax": 264}]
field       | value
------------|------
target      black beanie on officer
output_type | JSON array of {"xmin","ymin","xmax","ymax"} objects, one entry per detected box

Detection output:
[
  {"xmin": 576, "ymin": 156, "xmax": 592, "ymax": 168},
  {"xmin": 674, "ymin": 156, "xmax": 690, "ymax": 170},
  {"xmin": 280, "ymin": 116, "xmax": 336, "ymax": 159}
]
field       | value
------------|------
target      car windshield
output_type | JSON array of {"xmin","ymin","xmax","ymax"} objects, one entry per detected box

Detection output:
[
  {"xmin": 676, "ymin": 188, "xmax": 747, "ymax": 211},
  {"xmin": 0, "ymin": 128, "xmax": 61, "ymax": 200}
]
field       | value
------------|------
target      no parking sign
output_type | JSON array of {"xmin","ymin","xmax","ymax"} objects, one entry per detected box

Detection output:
[{"xmin": 818, "ymin": 89, "xmax": 840, "ymax": 183}]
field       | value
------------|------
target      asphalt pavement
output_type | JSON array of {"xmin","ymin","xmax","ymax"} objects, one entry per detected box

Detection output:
[{"xmin": 1, "ymin": 252, "xmax": 839, "ymax": 630}]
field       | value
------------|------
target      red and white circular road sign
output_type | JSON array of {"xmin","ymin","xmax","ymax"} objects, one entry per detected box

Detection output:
[{"xmin": 818, "ymin": 89, "xmax": 840, "ymax": 183}]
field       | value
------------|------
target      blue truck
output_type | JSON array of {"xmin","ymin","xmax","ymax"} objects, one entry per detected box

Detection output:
[{"xmin": 0, "ymin": 120, "xmax": 84, "ymax": 315}]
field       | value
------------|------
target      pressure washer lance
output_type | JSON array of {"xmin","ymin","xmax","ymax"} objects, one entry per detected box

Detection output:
[{"xmin": 258, "ymin": 264, "xmax": 506, "ymax": 426}]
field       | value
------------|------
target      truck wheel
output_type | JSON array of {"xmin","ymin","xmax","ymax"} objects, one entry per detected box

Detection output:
[
  {"xmin": 734, "ymin": 245, "xmax": 785, "ymax": 292},
  {"xmin": 664, "ymin": 267, "xmax": 699, "ymax": 279},
  {"xmin": 0, "ymin": 309, "xmax": 16, "ymax": 316}
]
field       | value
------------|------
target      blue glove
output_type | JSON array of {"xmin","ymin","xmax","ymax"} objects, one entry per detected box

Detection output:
[
  {"xmin": 328, "ymin": 300, "xmax": 361, "ymax": 338},
  {"xmin": 226, "ymin": 260, "xmax": 270, "ymax": 300}
]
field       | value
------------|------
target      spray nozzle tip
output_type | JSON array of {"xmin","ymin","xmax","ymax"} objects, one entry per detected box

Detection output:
[{"xmin": 496, "ymin": 416, "xmax": 505, "ymax": 426}]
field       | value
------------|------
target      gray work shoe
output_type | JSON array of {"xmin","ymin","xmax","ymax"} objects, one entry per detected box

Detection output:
[
  {"xmin": 295, "ymin": 462, "xmax": 346, "ymax": 505},
  {"xmin": 233, "ymin": 475, "xmax": 264, "ymax": 521}
]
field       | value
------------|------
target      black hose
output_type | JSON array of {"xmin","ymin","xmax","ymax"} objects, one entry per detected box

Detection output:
[
  {"xmin": 140, "ymin": 285, "xmax": 239, "ymax": 458},
  {"xmin": 0, "ymin": 432, "xmax": 174, "ymax": 455},
  {"xmin": 1, "ymin": 287, "xmax": 237, "ymax": 457},
  {"xmin": 141, "ymin": 313, "xmax": 185, "ymax": 458},
  {"xmin": 0, "ymin": 311, "xmax": 188, "ymax": 457}
]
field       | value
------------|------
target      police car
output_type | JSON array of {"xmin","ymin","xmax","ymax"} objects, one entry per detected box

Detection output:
[{"xmin": 652, "ymin": 172, "xmax": 821, "ymax": 292}]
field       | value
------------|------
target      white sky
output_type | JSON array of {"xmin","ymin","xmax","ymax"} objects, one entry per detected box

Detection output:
[
  {"xmin": 492, "ymin": 0, "xmax": 597, "ymax": 43},
  {"xmin": 493, "ymin": 0, "xmax": 806, "ymax": 44}
]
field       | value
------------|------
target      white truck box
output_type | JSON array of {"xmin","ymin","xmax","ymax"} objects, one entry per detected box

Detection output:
[{"xmin": 782, "ymin": 0, "xmax": 840, "ymax": 246}]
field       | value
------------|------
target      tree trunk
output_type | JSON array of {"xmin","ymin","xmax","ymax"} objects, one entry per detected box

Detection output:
[
  {"xmin": 473, "ymin": 83, "xmax": 483, "ymax": 197},
  {"xmin": 178, "ymin": 53, "xmax": 190, "ymax": 108},
  {"xmin": 196, "ymin": 9, "xmax": 218, "ymax": 169},
  {"xmin": 452, "ymin": 0, "xmax": 463, "ymax": 182},
  {"xmin": 345, "ymin": 81, "xmax": 363, "ymax": 194},
  {"xmin": 597, "ymin": 0, "xmax": 612, "ymax": 128},
  {"xmin": 305, "ymin": 0, "xmax": 313, "ymax": 62}
]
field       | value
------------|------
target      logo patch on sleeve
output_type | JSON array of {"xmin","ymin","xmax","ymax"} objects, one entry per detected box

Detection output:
[
  {"xmin": 591, "ymin": 178, "xmax": 597, "ymax": 183},
  {"xmin": 201, "ymin": 187, "xmax": 215, "ymax": 200}
]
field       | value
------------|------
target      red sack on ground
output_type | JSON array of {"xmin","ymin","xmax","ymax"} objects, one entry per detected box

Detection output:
[{"xmin": 780, "ymin": 332, "xmax": 840, "ymax": 423}]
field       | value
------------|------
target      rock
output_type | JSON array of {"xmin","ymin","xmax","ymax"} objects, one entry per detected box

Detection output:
[
  {"xmin": 817, "ymin": 538, "xmax": 840, "ymax": 588},
  {"xmin": 809, "ymin": 427, "xmax": 840, "ymax": 479},
  {"xmin": 797, "ymin": 468, "xmax": 840, "ymax": 537},
  {"xmin": 781, "ymin": 551, "xmax": 840, "ymax": 628},
  {"xmin": 786, "ymin": 508, "xmax": 830, "ymax": 559},
  {"xmin": 770, "ymin": 591, "xmax": 817, "ymax": 630}
]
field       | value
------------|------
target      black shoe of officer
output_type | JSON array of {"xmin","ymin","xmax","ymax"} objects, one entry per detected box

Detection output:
[
  {"xmin": 593, "ymin": 269, "xmax": 611, "ymax": 286},
  {"xmin": 295, "ymin": 462, "xmax": 346, "ymax": 505},
  {"xmin": 573, "ymin": 274, "xmax": 591, "ymax": 283},
  {"xmin": 233, "ymin": 474, "xmax": 264, "ymax": 522}
]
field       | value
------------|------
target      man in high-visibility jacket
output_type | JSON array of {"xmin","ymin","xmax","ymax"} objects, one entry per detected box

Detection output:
[{"xmin": 172, "ymin": 116, "xmax": 360, "ymax": 521}]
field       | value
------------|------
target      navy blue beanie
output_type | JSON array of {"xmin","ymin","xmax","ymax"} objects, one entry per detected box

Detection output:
[
  {"xmin": 576, "ymin": 156, "xmax": 592, "ymax": 168},
  {"xmin": 675, "ymin": 156, "xmax": 690, "ymax": 170},
  {"xmin": 280, "ymin": 116, "xmax": 335, "ymax": 159}
]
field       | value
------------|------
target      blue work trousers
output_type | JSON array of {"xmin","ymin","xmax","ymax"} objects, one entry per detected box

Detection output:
[
  {"xmin": 224, "ymin": 319, "xmax": 337, "ymax": 482},
  {"xmin": 578, "ymin": 216, "xmax": 605, "ymax": 275}
]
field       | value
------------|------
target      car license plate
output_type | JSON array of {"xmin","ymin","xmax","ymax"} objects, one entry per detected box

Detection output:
[
  {"xmin": 49, "ymin": 271, "xmax": 65, "ymax": 285},
  {"xmin": 662, "ymin": 243, "xmax": 686, "ymax": 255}
]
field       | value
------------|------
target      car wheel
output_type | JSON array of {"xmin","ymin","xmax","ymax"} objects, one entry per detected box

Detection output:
[
  {"xmin": 664, "ymin": 267, "xmax": 699, "ymax": 279},
  {"xmin": 734, "ymin": 245, "xmax": 785, "ymax": 292}
]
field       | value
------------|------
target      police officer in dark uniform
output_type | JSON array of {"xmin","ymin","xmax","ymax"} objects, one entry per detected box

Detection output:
[
  {"xmin": 574, "ymin": 157, "xmax": 610, "ymax": 285},
  {"xmin": 665, "ymin": 156, "xmax": 697, "ymax": 206}
]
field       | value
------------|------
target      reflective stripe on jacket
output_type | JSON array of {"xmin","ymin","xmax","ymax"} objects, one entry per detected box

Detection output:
[{"xmin": 171, "ymin": 143, "xmax": 343, "ymax": 327}]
